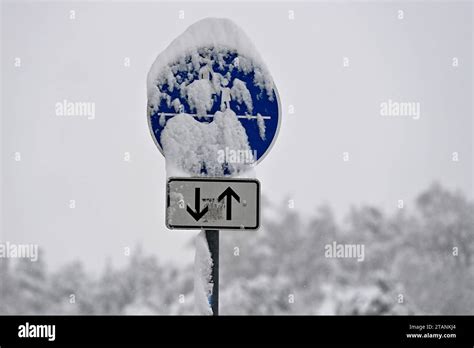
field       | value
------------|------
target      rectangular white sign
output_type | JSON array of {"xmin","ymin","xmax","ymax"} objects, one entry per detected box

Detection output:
[{"xmin": 166, "ymin": 177, "xmax": 260, "ymax": 230}]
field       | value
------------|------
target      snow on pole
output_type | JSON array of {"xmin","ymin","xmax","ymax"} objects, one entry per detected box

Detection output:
[
  {"xmin": 194, "ymin": 230, "xmax": 214, "ymax": 315},
  {"xmin": 206, "ymin": 230, "xmax": 219, "ymax": 315}
]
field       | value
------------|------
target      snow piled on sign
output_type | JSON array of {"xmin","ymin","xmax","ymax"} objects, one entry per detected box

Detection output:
[
  {"xmin": 159, "ymin": 112, "xmax": 166, "ymax": 127},
  {"xmin": 185, "ymin": 79, "xmax": 214, "ymax": 117},
  {"xmin": 231, "ymin": 79, "xmax": 253, "ymax": 113},
  {"xmin": 147, "ymin": 17, "xmax": 276, "ymax": 176},
  {"xmin": 161, "ymin": 110, "xmax": 253, "ymax": 176},
  {"xmin": 147, "ymin": 18, "xmax": 274, "ymax": 111},
  {"xmin": 194, "ymin": 231, "xmax": 213, "ymax": 315},
  {"xmin": 256, "ymin": 113, "xmax": 266, "ymax": 140}
]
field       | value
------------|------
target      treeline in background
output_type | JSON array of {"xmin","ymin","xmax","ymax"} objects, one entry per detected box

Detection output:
[{"xmin": 1, "ymin": 183, "xmax": 473, "ymax": 315}]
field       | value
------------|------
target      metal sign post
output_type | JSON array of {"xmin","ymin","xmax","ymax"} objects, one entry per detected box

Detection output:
[{"xmin": 205, "ymin": 229, "xmax": 219, "ymax": 316}]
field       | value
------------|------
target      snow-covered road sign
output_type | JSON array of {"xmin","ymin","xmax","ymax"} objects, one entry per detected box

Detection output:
[
  {"xmin": 166, "ymin": 177, "xmax": 260, "ymax": 230},
  {"xmin": 147, "ymin": 18, "xmax": 281, "ymax": 176}
]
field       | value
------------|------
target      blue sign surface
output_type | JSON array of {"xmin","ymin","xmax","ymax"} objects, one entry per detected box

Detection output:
[{"xmin": 148, "ymin": 48, "xmax": 280, "ymax": 174}]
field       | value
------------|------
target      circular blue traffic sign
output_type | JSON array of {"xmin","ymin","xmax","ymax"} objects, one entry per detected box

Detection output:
[{"xmin": 147, "ymin": 19, "xmax": 281, "ymax": 176}]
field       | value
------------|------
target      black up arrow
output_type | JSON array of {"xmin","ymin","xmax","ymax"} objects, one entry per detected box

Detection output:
[
  {"xmin": 186, "ymin": 187, "xmax": 209, "ymax": 221},
  {"xmin": 218, "ymin": 187, "xmax": 240, "ymax": 220}
]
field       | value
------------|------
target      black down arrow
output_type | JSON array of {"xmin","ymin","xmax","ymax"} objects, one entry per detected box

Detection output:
[
  {"xmin": 186, "ymin": 187, "xmax": 209, "ymax": 221},
  {"xmin": 218, "ymin": 187, "xmax": 240, "ymax": 220}
]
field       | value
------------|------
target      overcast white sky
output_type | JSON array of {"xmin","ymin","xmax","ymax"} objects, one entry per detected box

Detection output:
[{"xmin": 1, "ymin": 0, "xmax": 472, "ymax": 273}]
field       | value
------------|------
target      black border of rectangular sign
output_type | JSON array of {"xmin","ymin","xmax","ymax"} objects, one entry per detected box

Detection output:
[{"xmin": 166, "ymin": 177, "xmax": 260, "ymax": 230}]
